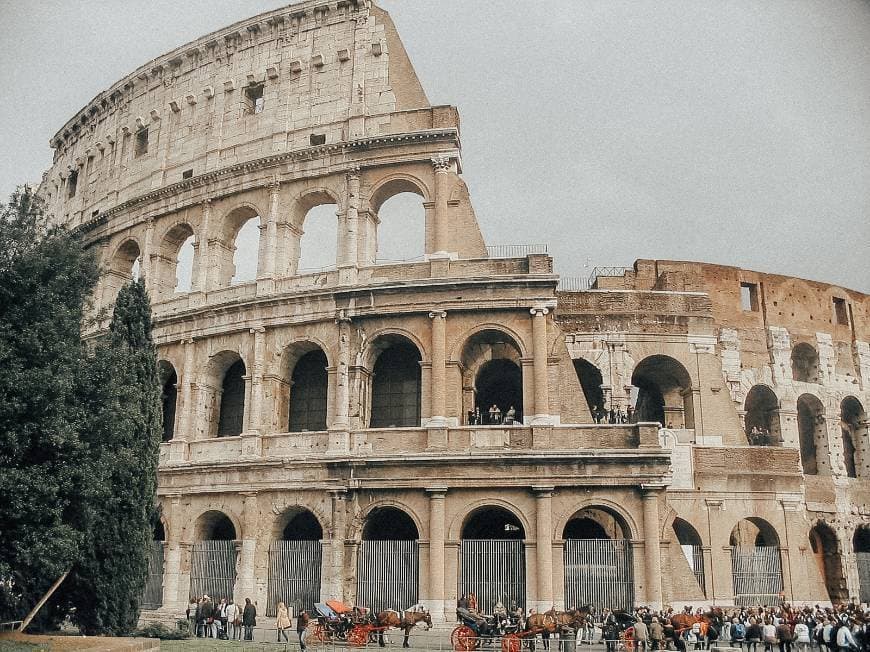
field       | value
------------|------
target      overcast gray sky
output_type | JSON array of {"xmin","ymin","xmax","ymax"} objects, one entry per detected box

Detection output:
[{"xmin": 1, "ymin": 0, "xmax": 868, "ymax": 292}]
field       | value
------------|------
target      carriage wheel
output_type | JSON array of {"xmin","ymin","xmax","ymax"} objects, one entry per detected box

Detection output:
[
  {"xmin": 348, "ymin": 625, "xmax": 369, "ymax": 647},
  {"xmin": 623, "ymin": 626, "xmax": 635, "ymax": 652},
  {"xmin": 452, "ymin": 625, "xmax": 478, "ymax": 651},
  {"xmin": 308, "ymin": 622, "xmax": 328, "ymax": 645},
  {"xmin": 502, "ymin": 633, "xmax": 521, "ymax": 652}
]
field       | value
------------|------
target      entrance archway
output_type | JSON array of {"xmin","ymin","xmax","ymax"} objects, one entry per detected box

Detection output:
[
  {"xmin": 288, "ymin": 349, "xmax": 328, "ymax": 432},
  {"xmin": 672, "ymin": 518, "xmax": 705, "ymax": 597},
  {"xmin": 729, "ymin": 518, "xmax": 783, "ymax": 606},
  {"xmin": 797, "ymin": 394, "xmax": 825, "ymax": 475},
  {"xmin": 460, "ymin": 507, "xmax": 526, "ymax": 613},
  {"xmin": 191, "ymin": 511, "xmax": 238, "ymax": 601},
  {"xmin": 268, "ymin": 508, "xmax": 323, "ymax": 616},
  {"xmin": 854, "ymin": 527, "xmax": 870, "ymax": 604},
  {"xmin": 744, "ymin": 385, "xmax": 781, "ymax": 446},
  {"xmin": 357, "ymin": 507, "xmax": 419, "ymax": 612},
  {"xmin": 369, "ymin": 338, "xmax": 422, "ymax": 428},
  {"xmin": 631, "ymin": 355, "xmax": 694, "ymax": 428},
  {"xmin": 563, "ymin": 506, "xmax": 634, "ymax": 610},
  {"xmin": 460, "ymin": 329, "xmax": 524, "ymax": 425},
  {"xmin": 809, "ymin": 522, "xmax": 847, "ymax": 604},
  {"xmin": 142, "ymin": 521, "xmax": 165, "ymax": 610}
]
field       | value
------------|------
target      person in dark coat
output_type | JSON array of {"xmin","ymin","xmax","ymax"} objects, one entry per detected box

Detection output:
[{"xmin": 242, "ymin": 597, "xmax": 257, "ymax": 641}]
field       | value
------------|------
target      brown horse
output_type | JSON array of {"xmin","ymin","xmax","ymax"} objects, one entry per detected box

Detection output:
[
  {"xmin": 376, "ymin": 608, "xmax": 433, "ymax": 648},
  {"xmin": 527, "ymin": 607, "xmax": 592, "ymax": 634}
]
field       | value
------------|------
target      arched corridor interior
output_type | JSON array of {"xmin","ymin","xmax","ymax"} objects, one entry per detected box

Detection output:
[
  {"xmin": 792, "ymin": 343, "xmax": 820, "ymax": 383},
  {"xmin": 369, "ymin": 341, "xmax": 422, "ymax": 428},
  {"xmin": 797, "ymin": 394, "xmax": 824, "ymax": 475},
  {"xmin": 744, "ymin": 385, "xmax": 781, "ymax": 446},
  {"xmin": 288, "ymin": 349, "xmax": 328, "ymax": 432},
  {"xmin": 672, "ymin": 518, "xmax": 705, "ymax": 596},
  {"xmin": 729, "ymin": 518, "xmax": 783, "ymax": 606},
  {"xmin": 855, "ymin": 528, "xmax": 870, "ymax": 604},
  {"xmin": 217, "ymin": 359, "xmax": 246, "ymax": 437},
  {"xmin": 630, "ymin": 355, "xmax": 694, "ymax": 428},
  {"xmin": 809, "ymin": 522, "xmax": 847, "ymax": 603},
  {"xmin": 461, "ymin": 330, "xmax": 524, "ymax": 425},
  {"xmin": 841, "ymin": 397, "xmax": 867, "ymax": 479},
  {"xmin": 573, "ymin": 358, "xmax": 604, "ymax": 416},
  {"xmin": 159, "ymin": 362, "xmax": 177, "ymax": 442}
]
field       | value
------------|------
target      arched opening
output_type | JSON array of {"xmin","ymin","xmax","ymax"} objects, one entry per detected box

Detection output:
[
  {"xmin": 854, "ymin": 527, "xmax": 870, "ymax": 604},
  {"xmin": 631, "ymin": 355, "xmax": 694, "ymax": 429},
  {"xmin": 841, "ymin": 397, "xmax": 867, "ymax": 479},
  {"xmin": 563, "ymin": 506, "xmax": 634, "ymax": 610},
  {"xmin": 217, "ymin": 358, "xmax": 246, "ymax": 438},
  {"xmin": 155, "ymin": 223, "xmax": 195, "ymax": 298},
  {"xmin": 375, "ymin": 192, "xmax": 426, "ymax": 263},
  {"xmin": 369, "ymin": 180, "xmax": 427, "ymax": 264},
  {"xmin": 288, "ymin": 349, "xmax": 328, "ymax": 432},
  {"xmin": 369, "ymin": 338, "xmax": 422, "ymax": 428},
  {"xmin": 460, "ymin": 329, "xmax": 524, "ymax": 425},
  {"xmin": 729, "ymin": 517, "xmax": 783, "ymax": 606},
  {"xmin": 460, "ymin": 507, "xmax": 526, "ymax": 613},
  {"xmin": 809, "ymin": 522, "xmax": 847, "ymax": 604},
  {"xmin": 142, "ymin": 520, "xmax": 165, "ymax": 609},
  {"xmin": 744, "ymin": 385, "xmax": 781, "ymax": 446},
  {"xmin": 297, "ymin": 202, "xmax": 338, "ymax": 273},
  {"xmin": 791, "ymin": 343, "xmax": 820, "ymax": 383},
  {"xmin": 573, "ymin": 358, "xmax": 604, "ymax": 418},
  {"xmin": 102, "ymin": 239, "xmax": 141, "ymax": 307},
  {"xmin": 231, "ymin": 216, "xmax": 260, "ymax": 284},
  {"xmin": 672, "ymin": 518, "xmax": 706, "ymax": 597},
  {"xmin": 158, "ymin": 361, "xmax": 177, "ymax": 443},
  {"xmin": 216, "ymin": 206, "xmax": 260, "ymax": 287},
  {"xmin": 797, "ymin": 394, "xmax": 825, "ymax": 475},
  {"xmin": 191, "ymin": 511, "xmax": 238, "ymax": 602},
  {"xmin": 357, "ymin": 507, "xmax": 419, "ymax": 612},
  {"xmin": 269, "ymin": 508, "xmax": 323, "ymax": 616}
]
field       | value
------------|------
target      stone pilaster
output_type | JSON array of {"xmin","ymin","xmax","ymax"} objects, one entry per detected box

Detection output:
[
  {"xmin": 234, "ymin": 492, "xmax": 259, "ymax": 603},
  {"xmin": 257, "ymin": 180, "xmax": 280, "ymax": 286},
  {"xmin": 530, "ymin": 306, "xmax": 551, "ymax": 424},
  {"xmin": 533, "ymin": 486, "xmax": 554, "ymax": 610},
  {"xmin": 642, "ymin": 487, "xmax": 664, "ymax": 609},
  {"xmin": 141, "ymin": 218, "xmax": 155, "ymax": 283},
  {"xmin": 426, "ymin": 487, "xmax": 448, "ymax": 621},
  {"xmin": 324, "ymin": 490, "xmax": 348, "ymax": 601},
  {"xmin": 341, "ymin": 168, "xmax": 360, "ymax": 268},
  {"xmin": 329, "ymin": 315, "xmax": 352, "ymax": 452},
  {"xmin": 248, "ymin": 326, "xmax": 266, "ymax": 433},
  {"xmin": 169, "ymin": 338, "xmax": 195, "ymax": 462},
  {"xmin": 196, "ymin": 199, "xmax": 211, "ymax": 292},
  {"xmin": 161, "ymin": 494, "xmax": 184, "ymax": 611},
  {"xmin": 431, "ymin": 155, "xmax": 452, "ymax": 256},
  {"xmin": 428, "ymin": 311, "xmax": 447, "ymax": 425}
]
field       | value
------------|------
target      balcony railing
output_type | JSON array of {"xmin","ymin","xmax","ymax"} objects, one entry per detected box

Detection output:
[
  {"xmin": 557, "ymin": 266, "xmax": 632, "ymax": 291},
  {"xmin": 485, "ymin": 243, "xmax": 548, "ymax": 258}
]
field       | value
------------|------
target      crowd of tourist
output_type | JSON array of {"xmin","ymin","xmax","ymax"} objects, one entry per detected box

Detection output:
[
  {"xmin": 186, "ymin": 594, "xmax": 257, "ymax": 641},
  {"xmin": 467, "ymin": 405, "xmax": 519, "ymax": 425},
  {"xmin": 590, "ymin": 405, "xmax": 636, "ymax": 424}
]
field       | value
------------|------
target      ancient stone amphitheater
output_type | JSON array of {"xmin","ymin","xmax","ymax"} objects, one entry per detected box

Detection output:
[{"xmin": 38, "ymin": 0, "xmax": 870, "ymax": 621}]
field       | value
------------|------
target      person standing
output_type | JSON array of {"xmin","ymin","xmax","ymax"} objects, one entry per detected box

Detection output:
[
  {"xmin": 298, "ymin": 608, "xmax": 311, "ymax": 651},
  {"xmin": 634, "ymin": 616, "xmax": 650, "ymax": 652},
  {"xmin": 242, "ymin": 597, "xmax": 257, "ymax": 641},
  {"xmin": 777, "ymin": 619, "xmax": 793, "ymax": 652},
  {"xmin": 276, "ymin": 601, "xmax": 292, "ymax": 642},
  {"xmin": 186, "ymin": 596, "xmax": 198, "ymax": 637},
  {"xmin": 225, "ymin": 599, "xmax": 240, "ymax": 641}
]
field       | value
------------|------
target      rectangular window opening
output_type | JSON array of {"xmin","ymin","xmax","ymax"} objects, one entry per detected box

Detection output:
[
  {"xmin": 245, "ymin": 84, "xmax": 265, "ymax": 114},
  {"xmin": 740, "ymin": 282, "xmax": 759, "ymax": 312},
  {"xmin": 309, "ymin": 133, "xmax": 326, "ymax": 146},
  {"xmin": 833, "ymin": 297, "xmax": 848, "ymax": 325},
  {"xmin": 134, "ymin": 128, "xmax": 149, "ymax": 157},
  {"xmin": 182, "ymin": 169, "xmax": 193, "ymax": 179},
  {"xmin": 67, "ymin": 169, "xmax": 78, "ymax": 198}
]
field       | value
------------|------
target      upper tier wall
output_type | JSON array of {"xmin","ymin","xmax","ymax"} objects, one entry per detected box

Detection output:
[{"xmin": 39, "ymin": 0, "xmax": 433, "ymax": 229}]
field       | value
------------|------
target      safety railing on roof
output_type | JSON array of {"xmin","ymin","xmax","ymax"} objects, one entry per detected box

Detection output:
[
  {"xmin": 557, "ymin": 266, "xmax": 632, "ymax": 291},
  {"xmin": 485, "ymin": 243, "xmax": 548, "ymax": 258}
]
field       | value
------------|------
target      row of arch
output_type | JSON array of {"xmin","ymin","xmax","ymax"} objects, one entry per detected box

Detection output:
[{"xmin": 106, "ymin": 182, "xmax": 432, "ymax": 302}]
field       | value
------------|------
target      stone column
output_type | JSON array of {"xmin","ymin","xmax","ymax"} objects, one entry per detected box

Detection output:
[
  {"xmin": 196, "ymin": 199, "xmax": 211, "ymax": 292},
  {"xmin": 248, "ymin": 326, "xmax": 266, "ymax": 433},
  {"xmin": 429, "ymin": 311, "xmax": 447, "ymax": 425},
  {"xmin": 431, "ymin": 155, "xmax": 452, "ymax": 256},
  {"xmin": 426, "ymin": 487, "xmax": 448, "ymax": 621},
  {"xmin": 342, "ymin": 168, "xmax": 360, "ymax": 268},
  {"xmin": 142, "ymin": 218, "xmax": 155, "ymax": 283},
  {"xmin": 161, "ymin": 494, "xmax": 183, "ymax": 610},
  {"xmin": 642, "ymin": 487, "xmax": 664, "ymax": 609},
  {"xmin": 170, "ymin": 338, "xmax": 195, "ymax": 462},
  {"xmin": 234, "ymin": 492, "xmax": 259, "ymax": 602},
  {"xmin": 329, "ymin": 315, "xmax": 352, "ymax": 452},
  {"xmin": 530, "ymin": 306, "xmax": 551, "ymax": 423},
  {"xmin": 324, "ymin": 490, "xmax": 348, "ymax": 601},
  {"xmin": 258, "ymin": 180, "xmax": 280, "ymax": 284},
  {"xmin": 534, "ymin": 486, "xmax": 554, "ymax": 610}
]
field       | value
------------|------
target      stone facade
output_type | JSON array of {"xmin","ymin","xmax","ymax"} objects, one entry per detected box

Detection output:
[{"xmin": 39, "ymin": 0, "xmax": 869, "ymax": 621}]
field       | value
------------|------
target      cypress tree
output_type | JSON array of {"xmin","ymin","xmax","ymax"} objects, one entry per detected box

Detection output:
[
  {"xmin": 65, "ymin": 279, "xmax": 163, "ymax": 635},
  {"xmin": 0, "ymin": 187, "xmax": 98, "ymax": 625}
]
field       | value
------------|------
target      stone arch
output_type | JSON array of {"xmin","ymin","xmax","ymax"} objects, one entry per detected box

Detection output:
[
  {"xmin": 158, "ymin": 359, "xmax": 178, "ymax": 442},
  {"xmin": 102, "ymin": 237, "xmax": 141, "ymax": 306},
  {"xmin": 205, "ymin": 350, "xmax": 248, "ymax": 438},
  {"xmin": 363, "ymin": 328, "xmax": 428, "ymax": 369},
  {"xmin": 791, "ymin": 342, "xmax": 820, "ymax": 383},
  {"xmin": 729, "ymin": 517, "xmax": 781, "ymax": 548},
  {"xmin": 367, "ymin": 332, "xmax": 423, "ymax": 428},
  {"xmin": 631, "ymin": 355, "xmax": 695, "ymax": 428},
  {"xmin": 287, "ymin": 346, "xmax": 329, "ymax": 433},
  {"xmin": 292, "ymin": 188, "xmax": 342, "ymax": 274},
  {"xmin": 461, "ymin": 505, "xmax": 526, "ymax": 540},
  {"xmin": 744, "ymin": 384, "xmax": 782, "ymax": 446},
  {"xmin": 809, "ymin": 520, "xmax": 847, "ymax": 603},
  {"xmin": 449, "ymin": 499, "xmax": 531, "ymax": 542},
  {"xmin": 369, "ymin": 174, "xmax": 431, "ymax": 214},
  {"xmin": 841, "ymin": 396, "xmax": 867, "ymax": 478},
  {"xmin": 271, "ymin": 506, "xmax": 324, "ymax": 541},
  {"xmin": 671, "ymin": 517, "xmax": 706, "ymax": 596},
  {"xmin": 562, "ymin": 504, "xmax": 633, "ymax": 540},
  {"xmin": 555, "ymin": 498, "xmax": 640, "ymax": 541},
  {"xmin": 369, "ymin": 175, "xmax": 430, "ymax": 262},
  {"xmin": 797, "ymin": 393, "xmax": 826, "ymax": 475},
  {"xmin": 216, "ymin": 203, "xmax": 262, "ymax": 286},
  {"xmin": 192, "ymin": 509, "xmax": 240, "ymax": 542},
  {"xmin": 361, "ymin": 505, "xmax": 421, "ymax": 541},
  {"xmin": 573, "ymin": 357, "xmax": 605, "ymax": 416},
  {"xmin": 154, "ymin": 221, "xmax": 195, "ymax": 298},
  {"xmin": 450, "ymin": 323, "xmax": 529, "ymax": 360},
  {"xmin": 458, "ymin": 328, "xmax": 525, "ymax": 425}
]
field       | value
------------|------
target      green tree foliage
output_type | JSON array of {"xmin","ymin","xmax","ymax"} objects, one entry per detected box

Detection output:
[
  {"xmin": 0, "ymin": 187, "xmax": 98, "ymax": 624},
  {"xmin": 63, "ymin": 278, "xmax": 163, "ymax": 635}
]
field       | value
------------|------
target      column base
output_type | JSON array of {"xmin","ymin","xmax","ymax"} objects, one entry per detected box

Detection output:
[
  {"xmin": 328, "ymin": 428, "xmax": 350, "ymax": 453},
  {"xmin": 338, "ymin": 265, "xmax": 358, "ymax": 285},
  {"xmin": 167, "ymin": 439, "xmax": 190, "ymax": 464},
  {"xmin": 256, "ymin": 277, "xmax": 275, "ymax": 294},
  {"xmin": 240, "ymin": 431, "xmax": 262, "ymax": 458}
]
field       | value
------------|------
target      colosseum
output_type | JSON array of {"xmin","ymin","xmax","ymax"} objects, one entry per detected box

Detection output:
[{"xmin": 38, "ymin": 0, "xmax": 869, "ymax": 623}]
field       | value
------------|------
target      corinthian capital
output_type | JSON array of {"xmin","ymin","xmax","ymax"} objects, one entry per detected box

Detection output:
[{"xmin": 431, "ymin": 155, "xmax": 452, "ymax": 173}]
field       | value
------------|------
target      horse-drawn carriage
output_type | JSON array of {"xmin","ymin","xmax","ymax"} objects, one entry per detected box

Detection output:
[
  {"xmin": 307, "ymin": 600, "xmax": 431, "ymax": 648},
  {"xmin": 451, "ymin": 607, "xmax": 591, "ymax": 652}
]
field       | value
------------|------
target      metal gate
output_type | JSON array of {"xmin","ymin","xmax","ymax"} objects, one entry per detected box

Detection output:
[
  {"xmin": 190, "ymin": 540, "xmax": 237, "ymax": 601},
  {"xmin": 267, "ymin": 540, "xmax": 322, "ymax": 617},
  {"xmin": 459, "ymin": 540, "xmax": 526, "ymax": 614},
  {"xmin": 356, "ymin": 540, "xmax": 419, "ymax": 612},
  {"xmin": 141, "ymin": 541, "xmax": 164, "ymax": 609},
  {"xmin": 857, "ymin": 552, "xmax": 870, "ymax": 604},
  {"xmin": 564, "ymin": 539, "xmax": 633, "ymax": 611},
  {"xmin": 730, "ymin": 546, "xmax": 783, "ymax": 606},
  {"xmin": 681, "ymin": 544, "xmax": 706, "ymax": 596}
]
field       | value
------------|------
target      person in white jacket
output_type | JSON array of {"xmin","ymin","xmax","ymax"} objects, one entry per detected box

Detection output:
[
  {"xmin": 835, "ymin": 621, "xmax": 857, "ymax": 652},
  {"xmin": 225, "ymin": 599, "xmax": 241, "ymax": 641}
]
